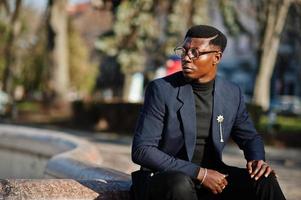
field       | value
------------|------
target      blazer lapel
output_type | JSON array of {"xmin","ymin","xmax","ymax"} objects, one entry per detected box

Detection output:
[
  {"xmin": 212, "ymin": 78, "xmax": 226, "ymax": 153},
  {"xmin": 177, "ymin": 83, "xmax": 196, "ymax": 161}
]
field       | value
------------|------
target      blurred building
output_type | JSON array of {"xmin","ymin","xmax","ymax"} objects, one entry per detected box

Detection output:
[
  {"xmin": 67, "ymin": 1, "xmax": 113, "ymax": 61},
  {"xmin": 67, "ymin": 1, "xmax": 125, "ymax": 100}
]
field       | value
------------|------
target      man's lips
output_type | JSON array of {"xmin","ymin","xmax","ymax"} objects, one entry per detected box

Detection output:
[{"xmin": 182, "ymin": 65, "xmax": 194, "ymax": 72}]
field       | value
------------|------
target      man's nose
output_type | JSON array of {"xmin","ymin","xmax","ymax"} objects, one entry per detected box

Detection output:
[{"xmin": 182, "ymin": 54, "xmax": 192, "ymax": 62}]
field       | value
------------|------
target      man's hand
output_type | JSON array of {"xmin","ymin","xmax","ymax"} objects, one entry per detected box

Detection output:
[
  {"xmin": 247, "ymin": 160, "xmax": 276, "ymax": 180},
  {"xmin": 197, "ymin": 168, "xmax": 228, "ymax": 194}
]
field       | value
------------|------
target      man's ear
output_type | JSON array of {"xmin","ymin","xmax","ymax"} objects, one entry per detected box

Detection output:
[{"xmin": 213, "ymin": 52, "xmax": 222, "ymax": 65}]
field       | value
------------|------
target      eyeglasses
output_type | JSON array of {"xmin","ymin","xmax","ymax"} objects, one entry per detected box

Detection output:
[{"xmin": 174, "ymin": 47, "xmax": 219, "ymax": 60}]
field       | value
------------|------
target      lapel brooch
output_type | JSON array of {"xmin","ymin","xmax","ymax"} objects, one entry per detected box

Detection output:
[{"xmin": 217, "ymin": 115, "xmax": 224, "ymax": 143}]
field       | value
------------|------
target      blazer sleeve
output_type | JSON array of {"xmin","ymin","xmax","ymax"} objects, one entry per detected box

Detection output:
[
  {"xmin": 231, "ymin": 86, "xmax": 265, "ymax": 161},
  {"xmin": 132, "ymin": 81, "xmax": 200, "ymax": 178}
]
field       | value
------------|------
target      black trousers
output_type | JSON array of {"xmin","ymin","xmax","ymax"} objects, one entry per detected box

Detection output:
[{"xmin": 146, "ymin": 166, "xmax": 286, "ymax": 200}]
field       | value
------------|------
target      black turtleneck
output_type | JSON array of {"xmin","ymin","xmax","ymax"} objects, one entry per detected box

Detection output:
[{"xmin": 191, "ymin": 79, "xmax": 214, "ymax": 165}]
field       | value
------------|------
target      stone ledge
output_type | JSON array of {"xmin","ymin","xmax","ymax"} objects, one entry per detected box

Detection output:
[
  {"xmin": 0, "ymin": 179, "xmax": 131, "ymax": 200},
  {"xmin": 45, "ymin": 157, "xmax": 130, "ymax": 181},
  {"xmin": 0, "ymin": 124, "xmax": 132, "ymax": 199},
  {"xmin": 0, "ymin": 125, "xmax": 76, "ymax": 157},
  {"xmin": 0, "ymin": 124, "xmax": 106, "ymax": 179}
]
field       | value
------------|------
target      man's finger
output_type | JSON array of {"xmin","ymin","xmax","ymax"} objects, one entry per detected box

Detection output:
[
  {"xmin": 215, "ymin": 185, "xmax": 223, "ymax": 194},
  {"xmin": 247, "ymin": 161, "xmax": 253, "ymax": 174},
  {"xmin": 255, "ymin": 164, "xmax": 269, "ymax": 180},
  {"xmin": 212, "ymin": 188, "xmax": 219, "ymax": 195},
  {"xmin": 221, "ymin": 177, "xmax": 228, "ymax": 186},
  {"xmin": 264, "ymin": 166, "xmax": 272, "ymax": 177},
  {"xmin": 251, "ymin": 161, "xmax": 263, "ymax": 178}
]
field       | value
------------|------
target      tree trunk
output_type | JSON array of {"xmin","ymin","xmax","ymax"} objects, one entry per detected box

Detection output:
[
  {"xmin": 2, "ymin": 0, "xmax": 22, "ymax": 95},
  {"xmin": 252, "ymin": 0, "xmax": 291, "ymax": 111},
  {"xmin": 47, "ymin": 0, "xmax": 69, "ymax": 103}
]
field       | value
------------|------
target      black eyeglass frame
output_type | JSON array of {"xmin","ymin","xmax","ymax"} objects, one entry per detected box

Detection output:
[{"xmin": 174, "ymin": 47, "xmax": 220, "ymax": 60}]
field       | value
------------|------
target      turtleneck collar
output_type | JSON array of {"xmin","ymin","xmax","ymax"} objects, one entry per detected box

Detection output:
[{"xmin": 190, "ymin": 79, "xmax": 215, "ymax": 92}]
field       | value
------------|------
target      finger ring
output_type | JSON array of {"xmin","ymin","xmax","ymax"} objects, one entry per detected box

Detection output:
[{"xmin": 222, "ymin": 185, "xmax": 226, "ymax": 189}]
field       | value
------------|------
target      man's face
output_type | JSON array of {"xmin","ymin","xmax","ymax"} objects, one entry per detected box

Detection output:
[{"xmin": 180, "ymin": 37, "xmax": 221, "ymax": 83}]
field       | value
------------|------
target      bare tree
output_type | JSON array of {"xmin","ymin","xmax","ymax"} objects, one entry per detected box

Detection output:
[
  {"xmin": 252, "ymin": 0, "xmax": 301, "ymax": 111},
  {"xmin": 220, "ymin": 0, "xmax": 301, "ymax": 111},
  {"xmin": 1, "ymin": 0, "xmax": 22, "ymax": 95},
  {"xmin": 46, "ymin": 0, "xmax": 69, "ymax": 103}
]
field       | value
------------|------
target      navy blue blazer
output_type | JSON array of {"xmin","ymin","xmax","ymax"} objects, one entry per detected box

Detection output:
[{"xmin": 132, "ymin": 72, "xmax": 265, "ymax": 178}]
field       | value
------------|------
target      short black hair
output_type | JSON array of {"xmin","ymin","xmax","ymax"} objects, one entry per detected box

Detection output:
[{"xmin": 185, "ymin": 25, "xmax": 227, "ymax": 52}]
